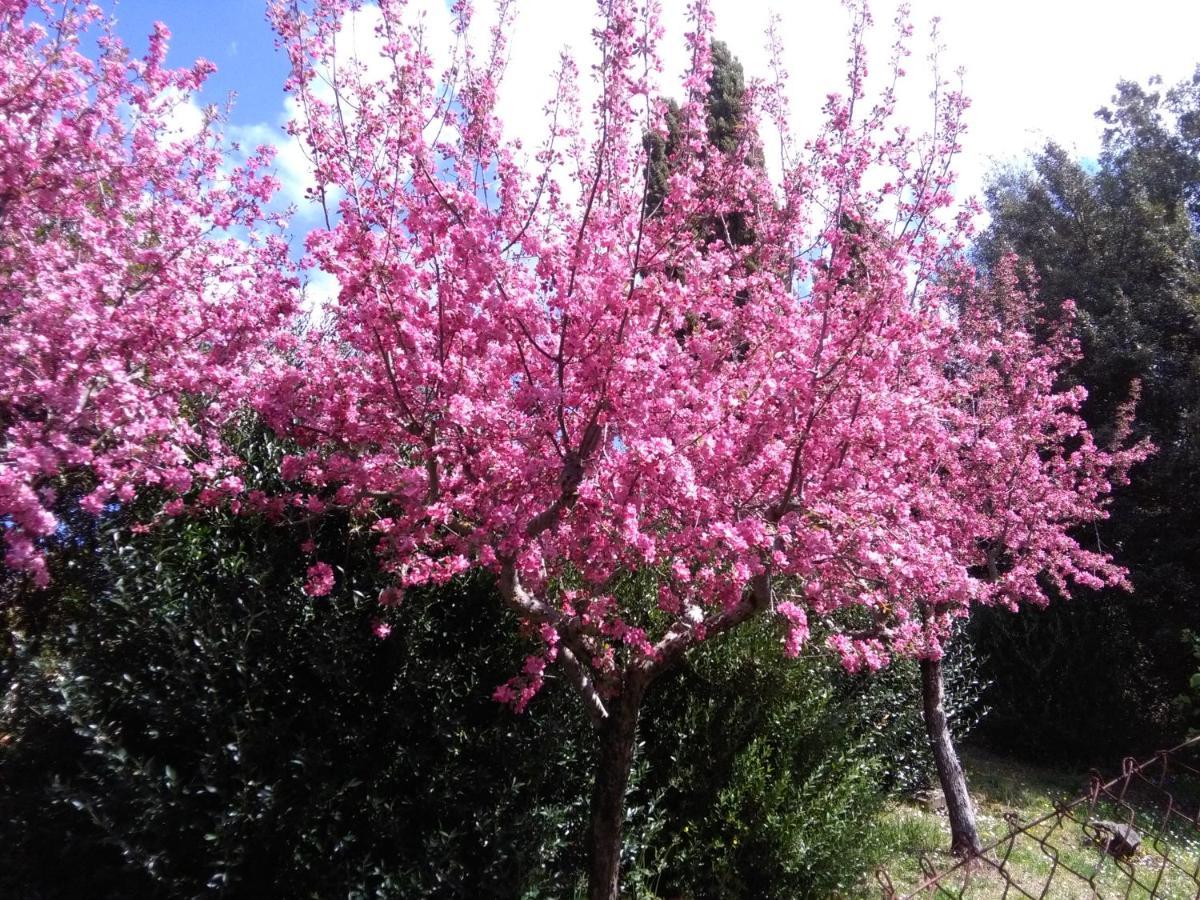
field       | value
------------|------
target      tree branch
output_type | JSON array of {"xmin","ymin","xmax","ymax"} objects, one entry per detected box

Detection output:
[
  {"xmin": 641, "ymin": 572, "xmax": 773, "ymax": 681},
  {"xmin": 558, "ymin": 642, "xmax": 609, "ymax": 725},
  {"xmin": 496, "ymin": 561, "xmax": 610, "ymax": 726}
]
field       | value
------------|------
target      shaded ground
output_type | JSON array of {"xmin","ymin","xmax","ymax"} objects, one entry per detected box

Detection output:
[{"xmin": 863, "ymin": 748, "xmax": 1200, "ymax": 899}]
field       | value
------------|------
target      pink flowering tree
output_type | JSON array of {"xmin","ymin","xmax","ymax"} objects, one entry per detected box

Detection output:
[
  {"xmin": 260, "ymin": 0, "xmax": 997, "ymax": 894},
  {"xmin": 831, "ymin": 255, "xmax": 1151, "ymax": 856},
  {"xmin": 928, "ymin": 260, "xmax": 1148, "ymax": 854},
  {"xmin": 0, "ymin": 0, "xmax": 294, "ymax": 586}
]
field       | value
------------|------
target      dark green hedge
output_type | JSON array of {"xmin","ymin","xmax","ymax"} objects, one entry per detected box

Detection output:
[{"xmin": 2, "ymin": 471, "xmax": 979, "ymax": 897}]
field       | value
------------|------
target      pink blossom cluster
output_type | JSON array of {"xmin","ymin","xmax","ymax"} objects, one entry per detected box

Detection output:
[
  {"xmin": 303, "ymin": 561, "xmax": 336, "ymax": 596},
  {"xmin": 0, "ymin": 0, "xmax": 295, "ymax": 584}
]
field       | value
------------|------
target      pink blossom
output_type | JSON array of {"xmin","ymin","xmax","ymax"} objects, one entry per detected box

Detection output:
[
  {"xmin": 776, "ymin": 601, "xmax": 810, "ymax": 658},
  {"xmin": 378, "ymin": 585, "xmax": 405, "ymax": 607},
  {"xmin": 0, "ymin": 0, "xmax": 293, "ymax": 584},
  {"xmin": 303, "ymin": 562, "xmax": 335, "ymax": 597},
  {"xmin": 371, "ymin": 619, "xmax": 392, "ymax": 639}
]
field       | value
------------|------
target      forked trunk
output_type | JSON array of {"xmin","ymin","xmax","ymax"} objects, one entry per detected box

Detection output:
[
  {"xmin": 587, "ymin": 682, "xmax": 644, "ymax": 900},
  {"xmin": 920, "ymin": 656, "xmax": 983, "ymax": 856}
]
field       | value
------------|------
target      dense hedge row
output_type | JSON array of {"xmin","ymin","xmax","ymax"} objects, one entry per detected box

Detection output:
[{"xmin": 0, "ymin": 486, "xmax": 982, "ymax": 898}]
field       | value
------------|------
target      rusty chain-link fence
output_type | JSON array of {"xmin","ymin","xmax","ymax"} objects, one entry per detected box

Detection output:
[{"xmin": 877, "ymin": 736, "xmax": 1200, "ymax": 899}]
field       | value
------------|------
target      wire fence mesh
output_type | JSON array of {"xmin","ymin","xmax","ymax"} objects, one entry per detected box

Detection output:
[{"xmin": 878, "ymin": 736, "xmax": 1200, "ymax": 899}]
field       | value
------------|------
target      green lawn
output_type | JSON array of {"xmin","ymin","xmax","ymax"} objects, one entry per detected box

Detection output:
[{"xmin": 862, "ymin": 748, "xmax": 1200, "ymax": 899}]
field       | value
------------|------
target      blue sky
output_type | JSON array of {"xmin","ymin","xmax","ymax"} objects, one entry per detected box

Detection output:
[
  {"xmin": 105, "ymin": 1, "xmax": 340, "ymax": 301},
  {"xmin": 109, "ymin": 0, "xmax": 287, "ymax": 129}
]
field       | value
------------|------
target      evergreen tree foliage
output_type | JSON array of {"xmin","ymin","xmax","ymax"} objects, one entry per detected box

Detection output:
[
  {"xmin": 643, "ymin": 40, "xmax": 757, "ymax": 253},
  {"xmin": 975, "ymin": 66, "xmax": 1200, "ymax": 759},
  {"xmin": 0, "ymin": 429, "xmax": 594, "ymax": 898}
]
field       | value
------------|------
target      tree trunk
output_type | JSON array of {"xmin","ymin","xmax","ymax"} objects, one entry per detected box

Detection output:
[
  {"xmin": 920, "ymin": 656, "xmax": 983, "ymax": 856},
  {"xmin": 587, "ymin": 681, "xmax": 644, "ymax": 900}
]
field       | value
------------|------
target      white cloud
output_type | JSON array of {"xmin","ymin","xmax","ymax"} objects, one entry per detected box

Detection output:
[
  {"xmin": 915, "ymin": 0, "xmax": 1200, "ymax": 203},
  {"xmin": 301, "ymin": 266, "xmax": 340, "ymax": 318},
  {"xmin": 160, "ymin": 88, "xmax": 208, "ymax": 142}
]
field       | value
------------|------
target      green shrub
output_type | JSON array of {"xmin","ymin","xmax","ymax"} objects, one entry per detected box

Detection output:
[
  {"xmin": 619, "ymin": 619, "xmax": 984, "ymax": 899},
  {"xmin": 2, "ymin": 439, "xmax": 983, "ymax": 897},
  {"xmin": 1, "ymin": 503, "xmax": 593, "ymax": 898}
]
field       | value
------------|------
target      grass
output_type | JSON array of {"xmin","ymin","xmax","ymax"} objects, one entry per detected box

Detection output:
[{"xmin": 859, "ymin": 748, "xmax": 1200, "ymax": 899}]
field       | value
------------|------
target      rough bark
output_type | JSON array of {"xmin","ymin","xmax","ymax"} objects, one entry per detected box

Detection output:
[
  {"xmin": 587, "ymin": 680, "xmax": 645, "ymax": 900},
  {"xmin": 920, "ymin": 656, "xmax": 983, "ymax": 856}
]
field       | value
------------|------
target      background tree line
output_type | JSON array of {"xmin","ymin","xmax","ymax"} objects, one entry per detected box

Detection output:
[{"xmin": 973, "ymin": 65, "xmax": 1200, "ymax": 761}]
